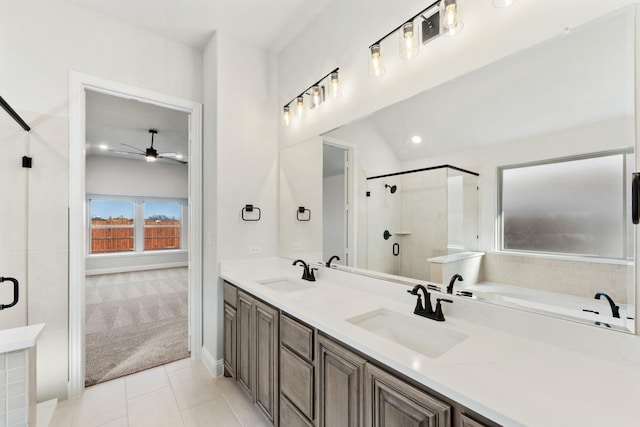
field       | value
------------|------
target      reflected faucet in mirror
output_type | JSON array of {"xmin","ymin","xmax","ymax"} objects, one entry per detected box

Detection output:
[
  {"xmin": 447, "ymin": 274, "xmax": 463, "ymax": 294},
  {"xmin": 326, "ymin": 255, "xmax": 340, "ymax": 268},
  {"xmin": 292, "ymin": 259, "xmax": 317, "ymax": 282},
  {"xmin": 594, "ymin": 291, "xmax": 620, "ymax": 318}
]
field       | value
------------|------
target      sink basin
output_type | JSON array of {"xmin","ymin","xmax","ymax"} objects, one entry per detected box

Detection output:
[
  {"xmin": 346, "ymin": 308, "xmax": 468, "ymax": 358},
  {"xmin": 257, "ymin": 277, "xmax": 316, "ymax": 293}
]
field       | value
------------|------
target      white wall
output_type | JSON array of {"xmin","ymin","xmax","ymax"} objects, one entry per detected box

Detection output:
[
  {"xmin": 277, "ymin": 0, "xmax": 640, "ymax": 333},
  {"xmin": 86, "ymin": 155, "xmax": 188, "ymax": 198},
  {"xmin": 202, "ymin": 31, "xmax": 279, "ymax": 365},
  {"xmin": 0, "ymin": 0, "xmax": 202, "ymax": 401}
]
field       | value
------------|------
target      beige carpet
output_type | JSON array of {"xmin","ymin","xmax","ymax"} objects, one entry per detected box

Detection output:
[{"xmin": 85, "ymin": 267, "xmax": 190, "ymax": 386}]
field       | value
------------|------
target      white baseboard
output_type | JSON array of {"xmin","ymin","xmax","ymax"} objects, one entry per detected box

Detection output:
[{"xmin": 201, "ymin": 345, "xmax": 224, "ymax": 378}]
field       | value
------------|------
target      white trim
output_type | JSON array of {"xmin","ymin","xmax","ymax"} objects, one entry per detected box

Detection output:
[
  {"xmin": 85, "ymin": 261, "xmax": 188, "ymax": 276},
  {"xmin": 68, "ymin": 71, "xmax": 203, "ymax": 398},
  {"xmin": 200, "ymin": 345, "xmax": 224, "ymax": 378}
]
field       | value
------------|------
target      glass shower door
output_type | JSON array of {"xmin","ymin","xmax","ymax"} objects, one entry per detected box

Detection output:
[{"xmin": 0, "ymin": 111, "xmax": 28, "ymax": 329}]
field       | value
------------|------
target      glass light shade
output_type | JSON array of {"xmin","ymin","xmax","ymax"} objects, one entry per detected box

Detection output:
[
  {"xmin": 295, "ymin": 96, "xmax": 304, "ymax": 117},
  {"xmin": 311, "ymin": 85, "xmax": 323, "ymax": 108},
  {"xmin": 493, "ymin": 0, "xmax": 517, "ymax": 7},
  {"xmin": 399, "ymin": 22, "xmax": 420, "ymax": 59},
  {"xmin": 440, "ymin": 0, "xmax": 463, "ymax": 36},
  {"xmin": 283, "ymin": 106, "xmax": 291, "ymax": 126},
  {"xmin": 329, "ymin": 72, "xmax": 340, "ymax": 98},
  {"xmin": 369, "ymin": 44, "xmax": 385, "ymax": 77}
]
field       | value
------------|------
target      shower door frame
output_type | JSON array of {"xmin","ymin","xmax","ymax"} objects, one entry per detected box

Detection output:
[{"xmin": 68, "ymin": 71, "xmax": 203, "ymax": 398}]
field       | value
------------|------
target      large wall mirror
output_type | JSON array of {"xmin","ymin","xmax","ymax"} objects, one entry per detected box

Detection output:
[{"xmin": 279, "ymin": 7, "xmax": 636, "ymax": 333}]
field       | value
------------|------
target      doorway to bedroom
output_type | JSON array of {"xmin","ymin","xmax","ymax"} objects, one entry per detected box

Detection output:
[{"xmin": 84, "ymin": 90, "xmax": 191, "ymax": 386}]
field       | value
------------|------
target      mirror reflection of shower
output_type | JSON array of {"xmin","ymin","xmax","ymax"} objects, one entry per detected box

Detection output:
[{"xmin": 366, "ymin": 165, "xmax": 479, "ymax": 281}]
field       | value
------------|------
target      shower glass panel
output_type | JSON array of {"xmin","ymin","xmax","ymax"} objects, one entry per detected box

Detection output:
[
  {"xmin": 366, "ymin": 166, "xmax": 479, "ymax": 281},
  {"xmin": 0, "ymin": 111, "xmax": 29, "ymax": 329}
]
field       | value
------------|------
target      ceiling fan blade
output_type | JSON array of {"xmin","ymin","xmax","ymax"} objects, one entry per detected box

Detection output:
[
  {"xmin": 158, "ymin": 155, "xmax": 188, "ymax": 165},
  {"xmin": 109, "ymin": 149, "xmax": 144, "ymax": 156},
  {"xmin": 121, "ymin": 143, "xmax": 145, "ymax": 153}
]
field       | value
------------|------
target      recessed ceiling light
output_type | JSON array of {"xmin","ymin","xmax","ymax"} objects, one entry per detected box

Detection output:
[
  {"xmin": 98, "ymin": 143, "xmax": 109, "ymax": 150},
  {"xmin": 411, "ymin": 135, "xmax": 422, "ymax": 144}
]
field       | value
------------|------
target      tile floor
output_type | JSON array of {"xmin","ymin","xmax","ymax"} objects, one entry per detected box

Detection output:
[{"xmin": 49, "ymin": 358, "xmax": 271, "ymax": 427}]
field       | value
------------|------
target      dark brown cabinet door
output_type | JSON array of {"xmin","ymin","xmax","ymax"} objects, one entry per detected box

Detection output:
[
  {"xmin": 317, "ymin": 334, "xmax": 366, "ymax": 427},
  {"xmin": 236, "ymin": 290, "xmax": 254, "ymax": 398},
  {"xmin": 223, "ymin": 302, "xmax": 237, "ymax": 379},
  {"xmin": 365, "ymin": 364, "xmax": 451, "ymax": 427},
  {"xmin": 254, "ymin": 300, "xmax": 279, "ymax": 424}
]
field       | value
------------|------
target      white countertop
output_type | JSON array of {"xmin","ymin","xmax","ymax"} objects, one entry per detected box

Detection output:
[
  {"xmin": 0, "ymin": 323, "xmax": 45, "ymax": 353},
  {"xmin": 220, "ymin": 258, "xmax": 640, "ymax": 427}
]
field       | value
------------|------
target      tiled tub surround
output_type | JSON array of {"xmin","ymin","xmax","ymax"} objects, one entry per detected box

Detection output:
[
  {"xmin": 480, "ymin": 252, "xmax": 631, "ymax": 304},
  {"xmin": 220, "ymin": 258, "xmax": 640, "ymax": 427},
  {"xmin": 0, "ymin": 324, "xmax": 44, "ymax": 427}
]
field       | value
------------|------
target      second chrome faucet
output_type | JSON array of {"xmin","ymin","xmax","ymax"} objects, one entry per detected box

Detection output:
[{"xmin": 407, "ymin": 284, "xmax": 453, "ymax": 322}]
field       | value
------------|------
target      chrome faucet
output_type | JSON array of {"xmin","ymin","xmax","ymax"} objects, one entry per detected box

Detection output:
[
  {"xmin": 292, "ymin": 259, "xmax": 317, "ymax": 282},
  {"xmin": 594, "ymin": 291, "xmax": 620, "ymax": 318},
  {"xmin": 447, "ymin": 274, "xmax": 463, "ymax": 294},
  {"xmin": 325, "ymin": 255, "xmax": 340, "ymax": 268}
]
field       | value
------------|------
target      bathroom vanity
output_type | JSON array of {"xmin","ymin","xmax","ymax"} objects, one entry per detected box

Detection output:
[{"xmin": 220, "ymin": 258, "xmax": 640, "ymax": 427}]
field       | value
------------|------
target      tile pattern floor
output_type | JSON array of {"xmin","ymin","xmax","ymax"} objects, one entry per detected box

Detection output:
[{"xmin": 50, "ymin": 358, "xmax": 271, "ymax": 427}]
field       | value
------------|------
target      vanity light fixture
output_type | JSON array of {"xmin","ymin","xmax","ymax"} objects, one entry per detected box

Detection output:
[
  {"xmin": 368, "ymin": 0, "xmax": 463, "ymax": 76},
  {"xmin": 440, "ymin": 0, "xmax": 463, "ymax": 36},
  {"xmin": 400, "ymin": 21, "xmax": 420, "ymax": 59},
  {"xmin": 282, "ymin": 67, "xmax": 340, "ymax": 126},
  {"xmin": 283, "ymin": 106, "xmax": 291, "ymax": 126},
  {"xmin": 369, "ymin": 44, "xmax": 385, "ymax": 77}
]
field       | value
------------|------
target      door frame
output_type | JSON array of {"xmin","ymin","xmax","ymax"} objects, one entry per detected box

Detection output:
[{"xmin": 68, "ymin": 71, "xmax": 203, "ymax": 397}]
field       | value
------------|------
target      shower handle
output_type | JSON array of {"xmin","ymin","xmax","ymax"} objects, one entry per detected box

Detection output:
[{"xmin": 0, "ymin": 277, "xmax": 19, "ymax": 310}]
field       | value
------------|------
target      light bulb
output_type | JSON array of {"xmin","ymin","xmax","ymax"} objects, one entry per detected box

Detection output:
[
  {"xmin": 440, "ymin": 0, "xmax": 463, "ymax": 36},
  {"xmin": 283, "ymin": 106, "xmax": 291, "ymax": 126},
  {"xmin": 493, "ymin": 0, "xmax": 517, "ymax": 7},
  {"xmin": 399, "ymin": 22, "xmax": 419, "ymax": 59},
  {"xmin": 369, "ymin": 44, "xmax": 385, "ymax": 77},
  {"xmin": 145, "ymin": 156, "xmax": 156, "ymax": 162},
  {"xmin": 411, "ymin": 135, "xmax": 422, "ymax": 144},
  {"xmin": 295, "ymin": 96, "xmax": 304, "ymax": 117},
  {"xmin": 329, "ymin": 71, "xmax": 340, "ymax": 98},
  {"xmin": 311, "ymin": 86, "xmax": 322, "ymax": 109}
]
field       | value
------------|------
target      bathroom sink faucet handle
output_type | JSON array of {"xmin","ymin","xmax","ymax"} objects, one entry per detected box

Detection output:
[
  {"xmin": 434, "ymin": 298, "xmax": 453, "ymax": 321},
  {"xmin": 309, "ymin": 268, "xmax": 317, "ymax": 281},
  {"xmin": 407, "ymin": 289, "xmax": 425, "ymax": 312}
]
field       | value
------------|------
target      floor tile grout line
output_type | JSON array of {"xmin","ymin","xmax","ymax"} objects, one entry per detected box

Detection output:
[{"xmin": 216, "ymin": 380, "xmax": 257, "ymax": 427}]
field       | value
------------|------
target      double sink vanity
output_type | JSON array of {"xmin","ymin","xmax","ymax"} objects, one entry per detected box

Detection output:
[{"xmin": 220, "ymin": 257, "xmax": 640, "ymax": 427}]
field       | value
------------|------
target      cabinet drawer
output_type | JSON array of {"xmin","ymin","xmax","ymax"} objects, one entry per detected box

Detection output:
[
  {"xmin": 460, "ymin": 414, "xmax": 492, "ymax": 427},
  {"xmin": 280, "ymin": 346, "xmax": 314, "ymax": 420},
  {"xmin": 223, "ymin": 281, "xmax": 237, "ymax": 307},
  {"xmin": 281, "ymin": 395, "xmax": 314, "ymax": 427},
  {"xmin": 281, "ymin": 314, "xmax": 314, "ymax": 360}
]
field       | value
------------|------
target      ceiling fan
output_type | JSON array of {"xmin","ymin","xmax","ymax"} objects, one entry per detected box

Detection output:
[{"xmin": 109, "ymin": 129, "xmax": 187, "ymax": 164}]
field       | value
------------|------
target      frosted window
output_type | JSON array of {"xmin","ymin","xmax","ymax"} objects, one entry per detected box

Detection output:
[{"xmin": 500, "ymin": 153, "xmax": 627, "ymax": 258}]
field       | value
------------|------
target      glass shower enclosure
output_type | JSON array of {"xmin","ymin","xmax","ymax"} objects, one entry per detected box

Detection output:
[{"xmin": 365, "ymin": 165, "xmax": 479, "ymax": 282}]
